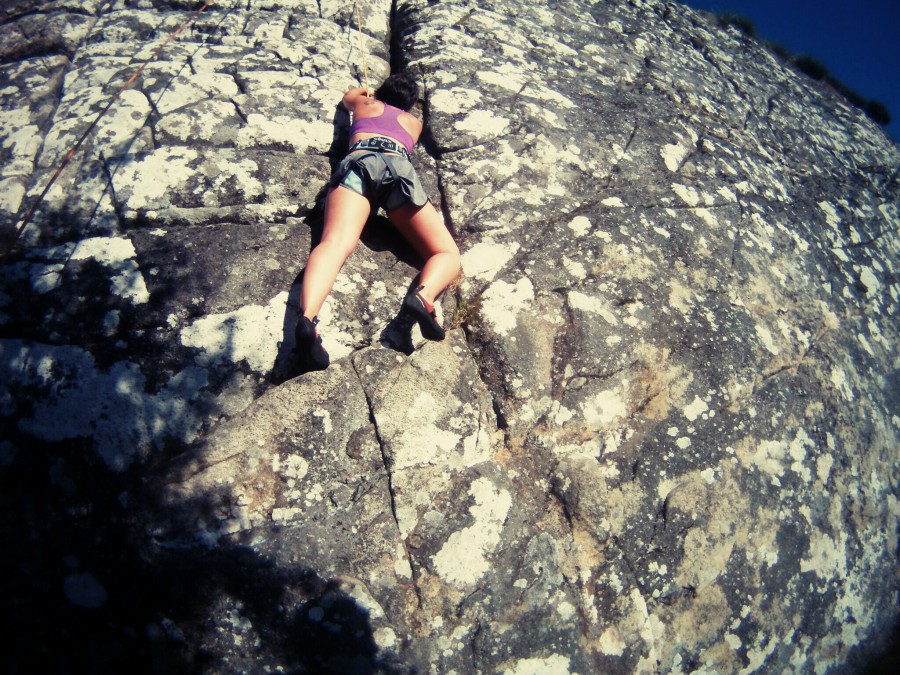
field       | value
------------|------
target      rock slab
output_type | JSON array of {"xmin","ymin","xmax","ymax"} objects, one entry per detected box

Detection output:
[{"xmin": 0, "ymin": 0, "xmax": 897, "ymax": 672}]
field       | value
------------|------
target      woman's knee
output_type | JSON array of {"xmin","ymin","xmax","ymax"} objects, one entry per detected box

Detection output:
[
  {"xmin": 441, "ymin": 242, "xmax": 461, "ymax": 267},
  {"xmin": 316, "ymin": 235, "xmax": 357, "ymax": 262},
  {"xmin": 430, "ymin": 246, "xmax": 461, "ymax": 275}
]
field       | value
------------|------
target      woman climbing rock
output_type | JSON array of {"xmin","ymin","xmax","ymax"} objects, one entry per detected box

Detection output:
[{"xmin": 295, "ymin": 72, "xmax": 461, "ymax": 371}]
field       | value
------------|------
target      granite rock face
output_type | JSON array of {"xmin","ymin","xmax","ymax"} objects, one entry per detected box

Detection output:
[{"xmin": 1, "ymin": 0, "xmax": 898, "ymax": 672}]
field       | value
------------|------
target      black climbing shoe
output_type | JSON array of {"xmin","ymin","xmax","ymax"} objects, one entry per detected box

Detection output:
[
  {"xmin": 402, "ymin": 286, "xmax": 445, "ymax": 341},
  {"xmin": 294, "ymin": 315, "xmax": 330, "ymax": 371}
]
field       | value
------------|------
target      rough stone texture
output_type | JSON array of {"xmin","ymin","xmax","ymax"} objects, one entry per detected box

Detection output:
[{"xmin": 0, "ymin": 0, "xmax": 897, "ymax": 673}]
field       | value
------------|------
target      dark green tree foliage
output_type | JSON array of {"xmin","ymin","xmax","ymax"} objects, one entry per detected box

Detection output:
[
  {"xmin": 707, "ymin": 12, "xmax": 892, "ymax": 128},
  {"xmin": 793, "ymin": 54, "xmax": 828, "ymax": 81},
  {"xmin": 716, "ymin": 13, "xmax": 756, "ymax": 38},
  {"xmin": 791, "ymin": 57, "xmax": 893, "ymax": 126},
  {"xmin": 764, "ymin": 40, "xmax": 791, "ymax": 61},
  {"xmin": 863, "ymin": 100, "xmax": 890, "ymax": 126},
  {"xmin": 793, "ymin": 55, "xmax": 890, "ymax": 127}
]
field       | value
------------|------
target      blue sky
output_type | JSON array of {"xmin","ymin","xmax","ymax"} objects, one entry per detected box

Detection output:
[{"xmin": 677, "ymin": 0, "xmax": 900, "ymax": 141}]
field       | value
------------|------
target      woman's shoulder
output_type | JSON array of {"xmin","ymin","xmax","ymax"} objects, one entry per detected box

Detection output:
[
  {"xmin": 342, "ymin": 87, "xmax": 380, "ymax": 115},
  {"xmin": 352, "ymin": 99, "xmax": 385, "ymax": 120},
  {"xmin": 398, "ymin": 109, "xmax": 422, "ymax": 129}
]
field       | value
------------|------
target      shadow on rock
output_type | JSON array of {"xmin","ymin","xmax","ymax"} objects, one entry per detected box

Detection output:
[{"xmin": 0, "ymin": 437, "xmax": 408, "ymax": 674}]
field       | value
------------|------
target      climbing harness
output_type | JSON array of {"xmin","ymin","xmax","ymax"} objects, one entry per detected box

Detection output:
[
  {"xmin": 353, "ymin": 0, "xmax": 370, "ymax": 92},
  {"xmin": 0, "ymin": 2, "xmax": 213, "ymax": 267},
  {"xmin": 349, "ymin": 137, "xmax": 410, "ymax": 159}
]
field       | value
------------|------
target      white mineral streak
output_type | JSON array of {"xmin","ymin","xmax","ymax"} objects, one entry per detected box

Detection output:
[
  {"xmin": 430, "ymin": 87, "xmax": 483, "ymax": 111},
  {"xmin": 383, "ymin": 391, "xmax": 462, "ymax": 470},
  {"xmin": 461, "ymin": 240, "xmax": 520, "ymax": 281},
  {"xmin": 582, "ymin": 386, "xmax": 628, "ymax": 429},
  {"xmin": 755, "ymin": 323, "xmax": 780, "ymax": 355},
  {"xmin": 481, "ymin": 277, "xmax": 534, "ymax": 334},
  {"xmin": 432, "ymin": 478, "xmax": 511, "ymax": 588},
  {"xmin": 502, "ymin": 654, "xmax": 572, "ymax": 675},
  {"xmin": 672, "ymin": 183, "xmax": 701, "ymax": 206},
  {"xmin": 830, "ymin": 367, "xmax": 854, "ymax": 401},
  {"xmin": 567, "ymin": 215, "xmax": 592, "ymax": 236},
  {"xmin": 568, "ymin": 290, "xmax": 618, "ymax": 325},
  {"xmin": 70, "ymin": 236, "xmax": 149, "ymax": 303},
  {"xmin": 0, "ymin": 109, "xmax": 41, "ymax": 173},
  {"xmin": 475, "ymin": 67, "xmax": 526, "ymax": 92},
  {"xmin": 454, "ymin": 109, "xmax": 510, "ymax": 138},
  {"xmin": 0, "ymin": 177, "xmax": 26, "ymax": 214},
  {"xmin": 179, "ymin": 292, "xmax": 287, "ymax": 372},
  {"xmin": 598, "ymin": 626, "xmax": 627, "ymax": 655},
  {"xmin": 661, "ymin": 142, "xmax": 690, "ymax": 172},
  {"xmin": 116, "ymin": 148, "xmax": 199, "ymax": 209},
  {"xmin": 683, "ymin": 396, "xmax": 708, "ymax": 422},
  {"xmin": 236, "ymin": 114, "xmax": 332, "ymax": 152}
]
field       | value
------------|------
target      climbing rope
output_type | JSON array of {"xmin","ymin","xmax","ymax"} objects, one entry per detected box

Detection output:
[
  {"xmin": 0, "ymin": 2, "xmax": 213, "ymax": 267},
  {"xmin": 353, "ymin": 0, "xmax": 370, "ymax": 92}
]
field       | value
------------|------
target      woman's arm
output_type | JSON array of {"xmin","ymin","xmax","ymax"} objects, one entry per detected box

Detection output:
[{"xmin": 342, "ymin": 87, "xmax": 375, "ymax": 113}]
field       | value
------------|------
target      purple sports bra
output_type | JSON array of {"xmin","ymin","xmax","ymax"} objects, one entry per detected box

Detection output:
[{"xmin": 350, "ymin": 103, "xmax": 416, "ymax": 154}]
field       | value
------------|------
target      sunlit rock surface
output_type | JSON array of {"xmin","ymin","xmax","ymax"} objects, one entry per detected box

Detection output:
[{"xmin": 1, "ymin": 0, "xmax": 897, "ymax": 672}]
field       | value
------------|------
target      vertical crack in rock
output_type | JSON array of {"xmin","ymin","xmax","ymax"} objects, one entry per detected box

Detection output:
[
  {"xmin": 602, "ymin": 123, "xmax": 639, "ymax": 190},
  {"xmin": 549, "ymin": 463, "xmax": 576, "ymax": 536},
  {"xmin": 728, "ymin": 201, "xmax": 748, "ymax": 270},
  {"xmin": 398, "ymin": 3, "xmax": 517, "ymax": 446},
  {"xmin": 420, "ymin": 70, "xmax": 456, "ymax": 237},
  {"xmin": 548, "ymin": 461, "xmax": 616, "ymax": 650},
  {"xmin": 387, "ymin": 0, "xmax": 407, "ymax": 75},
  {"xmin": 98, "ymin": 152, "xmax": 125, "ymax": 231},
  {"xmin": 549, "ymin": 287, "xmax": 578, "ymax": 403},
  {"xmin": 348, "ymin": 356, "xmax": 425, "ymax": 614},
  {"xmin": 349, "ymin": 358, "xmax": 399, "ymax": 530}
]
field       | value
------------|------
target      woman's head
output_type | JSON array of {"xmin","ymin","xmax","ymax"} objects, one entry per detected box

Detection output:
[{"xmin": 375, "ymin": 72, "xmax": 419, "ymax": 111}]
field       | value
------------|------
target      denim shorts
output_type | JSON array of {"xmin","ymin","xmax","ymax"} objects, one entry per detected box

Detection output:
[{"xmin": 329, "ymin": 149, "xmax": 429, "ymax": 212}]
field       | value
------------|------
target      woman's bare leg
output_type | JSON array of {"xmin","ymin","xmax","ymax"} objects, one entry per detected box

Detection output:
[
  {"xmin": 301, "ymin": 186, "xmax": 371, "ymax": 319},
  {"xmin": 388, "ymin": 201, "xmax": 461, "ymax": 304}
]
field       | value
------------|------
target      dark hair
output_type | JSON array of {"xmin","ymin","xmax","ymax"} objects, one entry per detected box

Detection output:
[{"xmin": 375, "ymin": 72, "xmax": 419, "ymax": 111}]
